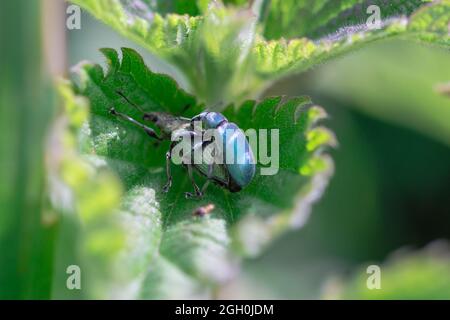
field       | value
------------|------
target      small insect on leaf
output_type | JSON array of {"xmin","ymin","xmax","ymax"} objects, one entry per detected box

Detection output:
[{"xmin": 193, "ymin": 204, "xmax": 215, "ymax": 217}]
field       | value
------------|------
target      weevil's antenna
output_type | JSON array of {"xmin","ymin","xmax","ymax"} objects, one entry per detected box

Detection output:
[{"xmin": 116, "ymin": 90, "xmax": 146, "ymax": 114}]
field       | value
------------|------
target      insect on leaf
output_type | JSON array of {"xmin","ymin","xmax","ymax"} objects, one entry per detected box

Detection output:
[{"xmin": 59, "ymin": 48, "xmax": 335, "ymax": 298}]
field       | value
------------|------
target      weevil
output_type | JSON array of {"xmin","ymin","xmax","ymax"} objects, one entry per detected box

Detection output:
[{"xmin": 110, "ymin": 91, "xmax": 256, "ymax": 199}]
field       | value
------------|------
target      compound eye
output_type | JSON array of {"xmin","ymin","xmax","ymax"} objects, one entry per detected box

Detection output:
[{"xmin": 205, "ymin": 112, "xmax": 226, "ymax": 129}]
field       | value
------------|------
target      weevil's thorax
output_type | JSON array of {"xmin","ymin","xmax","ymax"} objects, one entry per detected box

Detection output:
[
  {"xmin": 203, "ymin": 112, "xmax": 227, "ymax": 129},
  {"xmin": 147, "ymin": 112, "xmax": 190, "ymax": 138}
]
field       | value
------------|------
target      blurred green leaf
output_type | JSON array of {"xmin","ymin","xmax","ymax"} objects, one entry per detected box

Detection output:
[
  {"xmin": 70, "ymin": 0, "xmax": 257, "ymax": 105},
  {"xmin": 130, "ymin": 0, "xmax": 202, "ymax": 16},
  {"xmin": 312, "ymin": 40, "xmax": 450, "ymax": 146},
  {"xmin": 121, "ymin": 0, "xmax": 250, "ymax": 16},
  {"xmin": 61, "ymin": 48, "xmax": 334, "ymax": 298},
  {"xmin": 50, "ymin": 82, "xmax": 125, "ymax": 298},
  {"xmin": 0, "ymin": 0, "xmax": 55, "ymax": 299},
  {"xmin": 334, "ymin": 243, "xmax": 450, "ymax": 299},
  {"xmin": 263, "ymin": 0, "xmax": 426, "ymax": 40}
]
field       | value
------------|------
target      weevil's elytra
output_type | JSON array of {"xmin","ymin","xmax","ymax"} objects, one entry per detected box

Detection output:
[{"xmin": 110, "ymin": 91, "xmax": 256, "ymax": 199}]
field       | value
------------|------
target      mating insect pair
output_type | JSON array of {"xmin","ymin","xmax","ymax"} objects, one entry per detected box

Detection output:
[{"xmin": 110, "ymin": 91, "xmax": 256, "ymax": 199}]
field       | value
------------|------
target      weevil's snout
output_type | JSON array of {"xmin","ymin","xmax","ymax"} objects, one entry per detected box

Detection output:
[{"xmin": 143, "ymin": 112, "xmax": 158, "ymax": 122}]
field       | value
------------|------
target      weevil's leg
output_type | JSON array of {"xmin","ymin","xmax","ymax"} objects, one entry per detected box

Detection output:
[
  {"xmin": 162, "ymin": 142, "xmax": 176, "ymax": 193},
  {"xmin": 200, "ymin": 164, "xmax": 214, "ymax": 194},
  {"xmin": 110, "ymin": 108, "xmax": 162, "ymax": 141},
  {"xmin": 185, "ymin": 164, "xmax": 203, "ymax": 199}
]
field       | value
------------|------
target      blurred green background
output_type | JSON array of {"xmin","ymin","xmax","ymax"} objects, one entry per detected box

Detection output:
[{"xmin": 1, "ymin": 0, "xmax": 449, "ymax": 299}]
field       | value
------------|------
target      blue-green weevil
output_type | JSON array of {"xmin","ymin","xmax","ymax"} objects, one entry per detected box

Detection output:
[{"xmin": 110, "ymin": 91, "xmax": 256, "ymax": 199}]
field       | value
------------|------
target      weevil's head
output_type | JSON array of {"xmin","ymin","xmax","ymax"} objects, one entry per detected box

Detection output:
[{"xmin": 192, "ymin": 112, "xmax": 227, "ymax": 129}]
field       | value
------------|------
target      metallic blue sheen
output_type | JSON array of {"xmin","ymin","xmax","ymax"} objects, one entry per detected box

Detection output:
[
  {"xmin": 203, "ymin": 112, "xmax": 227, "ymax": 129},
  {"xmin": 218, "ymin": 123, "xmax": 256, "ymax": 188}
]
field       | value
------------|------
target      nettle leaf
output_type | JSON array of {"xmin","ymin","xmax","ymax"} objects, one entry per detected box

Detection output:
[
  {"xmin": 263, "ymin": 0, "xmax": 427, "ymax": 40},
  {"xmin": 72, "ymin": 0, "xmax": 449, "ymax": 102},
  {"xmin": 65, "ymin": 48, "xmax": 334, "ymax": 298},
  {"xmin": 71, "ymin": 0, "xmax": 258, "ymax": 105},
  {"xmin": 130, "ymin": 0, "xmax": 202, "ymax": 16},
  {"xmin": 50, "ymin": 82, "xmax": 126, "ymax": 299},
  {"xmin": 128, "ymin": 0, "xmax": 249, "ymax": 16},
  {"xmin": 254, "ymin": 0, "xmax": 450, "ymax": 79},
  {"xmin": 330, "ymin": 243, "xmax": 450, "ymax": 299},
  {"xmin": 70, "ymin": 0, "xmax": 201, "ymax": 51}
]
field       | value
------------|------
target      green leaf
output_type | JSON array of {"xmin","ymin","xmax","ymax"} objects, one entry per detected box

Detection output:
[
  {"xmin": 313, "ymin": 40, "xmax": 450, "ymax": 147},
  {"xmin": 330, "ymin": 243, "xmax": 450, "ymax": 299},
  {"xmin": 263, "ymin": 0, "xmax": 427, "ymax": 40},
  {"xmin": 132, "ymin": 0, "xmax": 202, "ymax": 16},
  {"xmin": 50, "ymin": 81, "xmax": 125, "ymax": 299},
  {"xmin": 72, "ymin": 0, "xmax": 449, "ymax": 102},
  {"xmin": 122, "ymin": 0, "xmax": 249, "ymax": 16},
  {"xmin": 253, "ymin": 0, "xmax": 450, "ymax": 79},
  {"xmin": 70, "ymin": 0, "xmax": 258, "ymax": 105},
  {"xmin": 0, "ymin": 0, "xmax": 55, "ymax": 299},
  {"xmin": 70, "ymin": 0, "xmax": 202, "ymax": 51},
  {"xmin": 62, "ymin": 48, "xmax": 334, "ymax": 298}
]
